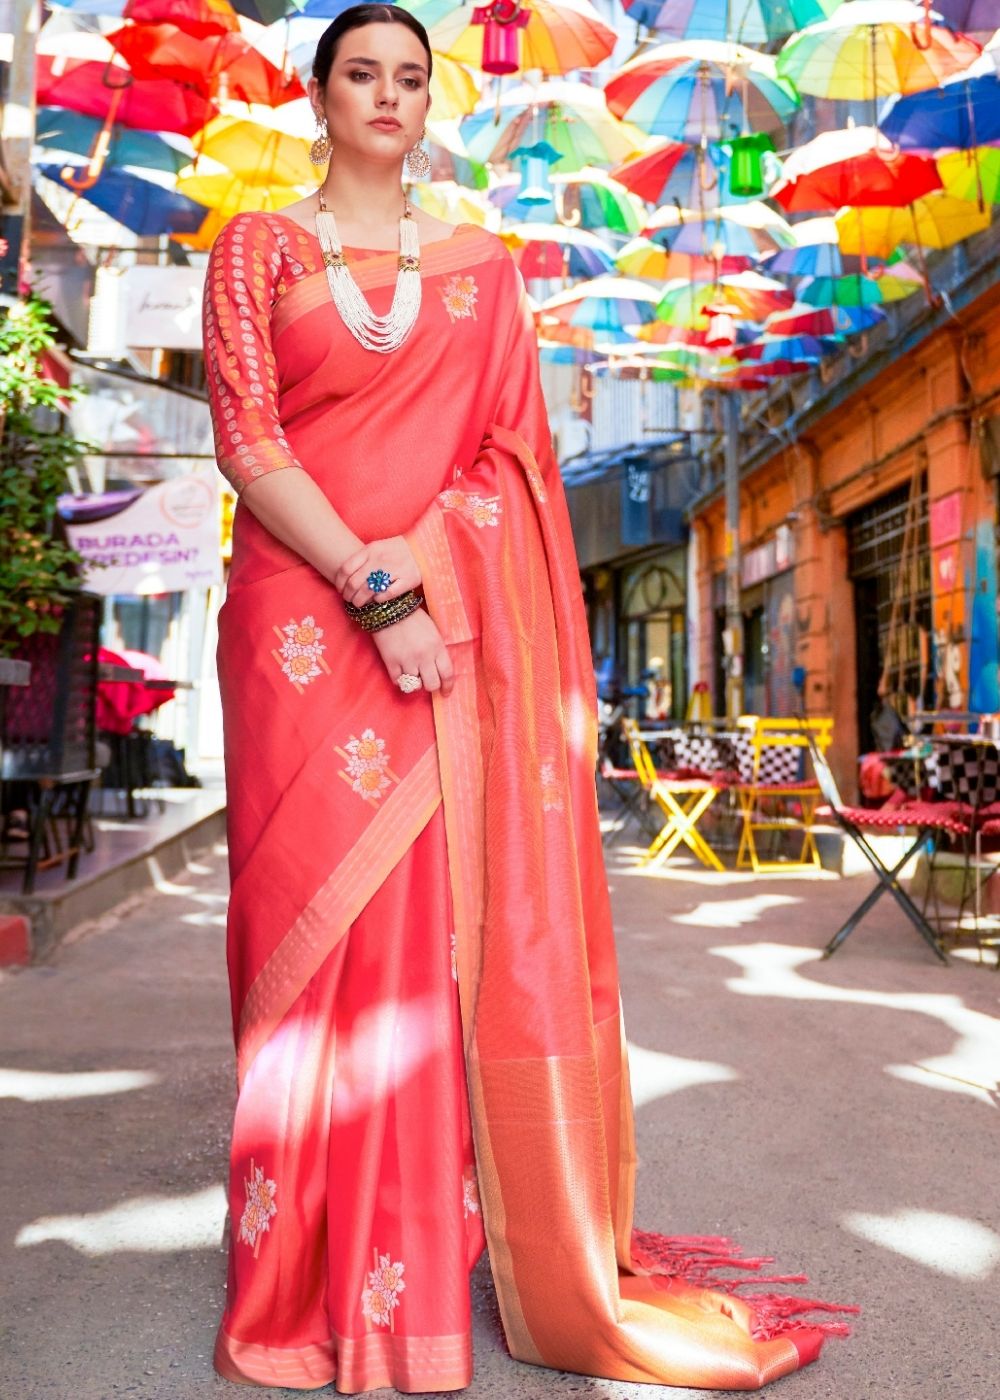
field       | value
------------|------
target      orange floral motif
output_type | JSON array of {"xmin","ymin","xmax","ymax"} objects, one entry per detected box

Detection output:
[
  {"xmin": 271, "ymin": 614, "xmax": 330, "ymax": 693},
  {"xmin": 440, "ymin": 273, "xmax": 479, "ymax": 322},
  {"xmin": 438, "ymin": 489, "xmax": 501, "ymax": 528},
  {"xmin": 335, "ymin": 728, "xmax": 399, "ymax": 805},
  {"xmin": 238, "ymin": 1158, "xmax": 277, "ymax": 1258},
  {"xmin": 361, "ymin": 1248, "xmax": 406, "ymax": 1331}
]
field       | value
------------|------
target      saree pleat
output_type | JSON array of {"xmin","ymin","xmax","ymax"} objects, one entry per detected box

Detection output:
[{"xmin": 204, "ymin": 211, "xmax": 851, "ymax": 1395}]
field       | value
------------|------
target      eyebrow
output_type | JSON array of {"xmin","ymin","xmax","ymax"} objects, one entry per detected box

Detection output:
[{"xmin": 341, "ymin": 55, "xmax": 428, "ymax": 74}]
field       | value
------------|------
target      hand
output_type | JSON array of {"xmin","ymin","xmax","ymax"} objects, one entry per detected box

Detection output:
[
  {"xmin": 372, "ymin": 606, "xmax": 455, "ymax": 697},
  {"xmin": 334, "ymin": 536, "xmax": 422, "ymax": 608}
]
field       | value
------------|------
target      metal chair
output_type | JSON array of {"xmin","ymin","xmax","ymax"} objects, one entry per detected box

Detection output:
[
  {"xmin": 0, "ymin": 594, "xmax": 102, "ymax": 893},
  {"xmin": 733, "ymin": 716, "xmax": 834, "ymax": 873}
]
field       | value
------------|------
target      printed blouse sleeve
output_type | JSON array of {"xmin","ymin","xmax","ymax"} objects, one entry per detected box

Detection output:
[{"xmin": 202, "ymin": 214, "xmax": 304, "ymax": 497}]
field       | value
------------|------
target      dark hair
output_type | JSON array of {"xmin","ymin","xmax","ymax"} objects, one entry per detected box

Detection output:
[{"xmin": 312, "ymin": 4, "xmax": 434, "ymax": 86}]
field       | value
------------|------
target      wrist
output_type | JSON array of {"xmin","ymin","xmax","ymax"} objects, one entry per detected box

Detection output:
[{"xmin": 344, "ymin": 589, "xmax": 423, "ymax": 633}]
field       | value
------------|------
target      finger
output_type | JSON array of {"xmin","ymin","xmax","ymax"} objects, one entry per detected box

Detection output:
[
  {"xmin": 419, "ymin": 659, "xmax": 441, "ymax": 694},
  {"xmin": 334, "ymin": 548, "xmax": 367, "ymax": 592},
  {"xmin": 438, "ymin": 651, "xmax": 455, "ymax": 697}
]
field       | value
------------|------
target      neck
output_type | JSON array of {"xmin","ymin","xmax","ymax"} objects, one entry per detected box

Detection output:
[{"xmin": 318, "ymin": 156, "xmax": 408, "ymax": 229}]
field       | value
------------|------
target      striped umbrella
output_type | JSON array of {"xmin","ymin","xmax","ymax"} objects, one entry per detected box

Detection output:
[
  {"xmin": 619, "ymin": 0, "xmax": 844, "ymax": 43},
  {"xmin": 500, "ymin": 222, "xmax": 617, "ymax": 277},
  {"xmin": 429, "ymin": 0, "xmax": 617, "ymax": 79},
  {"xmin": 642, "ymin": 200, "xmax": 796, "ymax": 259},
  {"xmin": 461, "ymin": 81, "xmax": 644, "ymax": 171},
  {"xmin": 770, "ymin": 125, "xmax": 941, "ymax": 212}
]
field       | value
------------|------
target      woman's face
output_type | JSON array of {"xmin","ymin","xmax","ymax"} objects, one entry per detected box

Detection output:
[{"xmin": 309, "ymin": 23, "xmax": 432, "ymax": 165}]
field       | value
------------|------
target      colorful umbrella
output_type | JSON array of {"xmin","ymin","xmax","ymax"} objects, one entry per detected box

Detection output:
[
  {"xmin": 38, "ymin": 160, "xmax": 209, "ymax": 232},
  {"xmin": 609, "ymin": 136, "xmax": 777, "ymax": 207},
  {"xmin": 936, "ymin": 146, "xmax": 1000, "ymax": 208},
  {"xmin": 776, "ymin": 1, "xmax": 983, "ymax": 101},
  {"xmin": 426, "ymin": 117, "xmax": 489, "ymax": 189},
  {"xmin": 539, "ymin": 274, "xmax": 659, "ymax": 347},
  {"xmin": 615, "ymin": 235, "xmax": 750, "ymax": 279},
  {"xmin": 36, "ymin": 56, "xmax": 219, "ymax": 135},
  {"xmin": 108, "ymin": 22, "xmax": 303, "ymax": 105},
  {"xmin": 174, "ymin": 166, "xmax": 303, "ymax": 215},
  {"xmin": 796, "ymin": 272, "xmax": 884, "ymax": 306},
  {"xmin": 619, "ymin": 0, "xmax": 844, "ymax": 43},
  {"xmin": 880, "ymin": 67, "xmax": 1000, "ymax": 151},
  {"xmin": 655, "ymin": 270, "xmax": 792, "ymax": 325},
  {"xmin": 931, "ymin": 0, "xmax": 998, "ymax": 41},
  {"xmin": 764, "ymin": 214, "xmax": 842, "ymax": 275},
  {"xmin": 407, "ymin": 179, "xmax": 493, "ymax": 224},
  {"xmin": 230, "ymin": 0, "xmax": 301, "ymax": 22},
  {"xmin": 460, "ymin": 80, "xmax": 643, "ymax": 171},
  {"xmin": 734, "ymin": 332, "xmax": 833, "ymax": 362},
  {"xmin": 500, "ymin": 222, "xmax": 616, "ymax": 276},
  {"xmin": 429, "ymin": 0, "xmax": 617, "ymax": 79},
  {"xmin": 764, "ymin": 303, "xmax": 837, "ymax": 335},
  {"xmin": 125, "ymin": 0, "xmax": 241, "ymax": 33},
  {"xmin": 770, "ymin": 125, "xmax": 942, "ymax": 211},
  {"xmin": 869, "ymin": 258, "xmax": 924, "ymax": 299},
  {"xmin": 642, "ymin": 199, "xmax": 796, "ymax": 259},
  {"xmin": 35, "ymin": 106, "xmax": 192, "ymax": 174},
  {"xmin": 191, "ymin": 110, "xmax": 314, "ymax": 184},
  {"xmin": 835, "ymin": 191, "xmax": 991, "ymax": 256},
  {"xmin": 605, "ymin": 40, "xmax": 800, "ymax": 140},
  {"xmin": 552, "ymin": 167, "xmax": 644, "ymax": 235}
]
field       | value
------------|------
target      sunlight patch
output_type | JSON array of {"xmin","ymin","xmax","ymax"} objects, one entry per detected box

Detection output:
[
  {"xmin": 843, "ymin": 1209, "xmax": 1000, "ymax": 1280},
  {"xmin": 626, "ymin": 1041, "xmax": 737, "ymax": 1108},
  {"xmin": 673, "ymin": 894, "xmax": 800, "ymax": 929},
  {"xmin": 16, "ymin": 1183, "xmax": 227, "ymax": 1256},
  {"xmin": 0, "ymin": 1068, "xmax": 159, "ymax": 1101}
]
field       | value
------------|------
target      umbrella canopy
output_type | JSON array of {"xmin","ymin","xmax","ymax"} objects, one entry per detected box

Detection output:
[
  {"xmin": 38, "ymin": 160, "xmax": 209, "ymax": 232},
  {"xmin": 174, "ymin": 166, "xmax": 303, "ymax": 215},
  {"xmin": 734, "ymin": 332, "xmax": 834, "ymax": 362},
  {"xmin": 192, "ymin": 110, "xmax": 314, "ymax": 183},
  {"xmin": 765, "ymin": 213, "xmax": 842, "ymax": 274},
  {"xmin": 869, "ymin": 258, "xmax": 924, "ymax": 299},
  {"xmin": 643, "ymin": 199, "xmax": 796, "ymax": 259},
  {"xmin": 500, "ymin": 222, "xmax": 616, "ymax": 277},
  {"xmin": 610, "ymin": 136, "xmax": 777, "ymax": 206},
  {"xmin": 539, "ymin": 274, "xmax": 659, "ymax": 345},
  {"xmin": 615, "ymin": 235, "xmax": 750, "ymax": 278},
  {"xmin": 35, "ymin": 105, "xmax": 192, "ymax": 174},
  {"xmin": 619, "ymin": 0, "xmax": 844, "ymax": 43},
  {"xmin": 230, "ymin": 0, "xmax": 301, "ymax": 22},
  {"xmin": 407, "ymin": 179, "xmax": 492, "ymax": 224},
  {"xmin": 937, "ymin": 146, "xmax": 1000, "ymax": 205},
  {"xmin": 125, "ymin": 0, "xmax": 241, "ymax": 33},
  {"xmin": 430, "ymin": 0, "xmax": 617, "ymax": 78},
  {"xmin": 605, "ymin": 40, "xmax": 800, "ymax": 140},
  {"xmin": 655, "ymin": 270, "xmax": 793, "ymax": 325},
  {"xmin": 797, "ymin": 272, "xmax": 883, "ymax": 306},
  {"xmin": 776, "ymin": 1, "xmax": 983, "ymax": 101},
  {"xmin": 36, "ymin": 55, "xmax": 219, "ymax": 135},
  {"xmin": 108, "ymin": 22, "xmax": 304, "ymax": 104},
  {"xmin": 460, "ymin": 80, "xmax": 643, "ymax": 170},
  {"xmin": 835, "ymin": 190, "xmax": 992, "ymax": 256},
  {"xmin": 425, "ymin": 116, "xmax": 489, "ymax": 188},
  {"xmin": 931, "ymin": 0, "xmax": 997, "ymax": 41},
  {"xmin": 771, "ymin": 125, "xmax": 942, "ymax": 211},
  {"xmin": 880, "ymin": 67, "xmax": 1000, "ymax": 151},
  {"xmin": 765, "ymin": 302, "xmax": 836, "ymax": 335},
  {"xmin": 552, "ymin": 167, "xmax": 644, "ymax": 234}
]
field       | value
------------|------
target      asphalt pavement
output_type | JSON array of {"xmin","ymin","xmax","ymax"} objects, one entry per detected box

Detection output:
[{"xmin": 3, "ymin": 831, "xmax": 998, "ymax": 1400}]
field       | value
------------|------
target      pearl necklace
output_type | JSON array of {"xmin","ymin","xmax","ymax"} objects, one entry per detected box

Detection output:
[{"xmin": 314, "ymin": 189, "xmax": 421, "ymax": 354}]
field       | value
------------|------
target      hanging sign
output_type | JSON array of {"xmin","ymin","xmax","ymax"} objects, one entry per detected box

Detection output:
[
  {"xmin": 123, "ymin": 266, "xmax": 206, "ymax": 350},
  {"xmin": 60, "ymin": 475, "xmax": 221, "ymax": 595}
]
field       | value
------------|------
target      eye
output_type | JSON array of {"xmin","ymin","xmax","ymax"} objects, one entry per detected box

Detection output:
[
  {"xmin": 400, "ymin": 77, "xmax": 423, "ymax": 88},
  {"xmin": 349, "ymin": 70, "xmax": 374, "ymax": 81}
]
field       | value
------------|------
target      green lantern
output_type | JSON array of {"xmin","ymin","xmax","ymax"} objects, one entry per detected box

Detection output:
[{"xmin": 728, "ymin": 133, "xmax": 775, "ymax": 199}]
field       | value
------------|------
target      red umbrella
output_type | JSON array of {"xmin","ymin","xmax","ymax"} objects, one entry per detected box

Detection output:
[
  {"xmin": 108, "ymin": 23, "xmax": 303, "ymax": 106},
  {"xmin": 771, "ymin": 125, "xmax": 942, "ymax": 212},
  {"xmin": 123, "ymin": 0, "xmax": 240, "ymax": 36},
  {"xmin": 37, "ymin": 56, "xmax": 218, "ymax": 136},
  {"xmin": 764, "ymin": 305, "xmax": 837, "ymax": 337}
]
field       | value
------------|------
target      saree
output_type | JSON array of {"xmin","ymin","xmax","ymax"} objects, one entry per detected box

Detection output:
[{"xmin": 204, "ymin": 211, "xmax": 853, "ymax": 1393}]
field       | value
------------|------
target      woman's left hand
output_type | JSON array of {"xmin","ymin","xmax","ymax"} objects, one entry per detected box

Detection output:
[{"xmin": 334, "ymin": 536, "xmax": 423, "ymax": 608}]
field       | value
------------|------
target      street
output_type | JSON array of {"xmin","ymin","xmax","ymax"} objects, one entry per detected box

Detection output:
[{"xmin": 3, "ymin": 836, "xmax": 998, "ymax": 1400}]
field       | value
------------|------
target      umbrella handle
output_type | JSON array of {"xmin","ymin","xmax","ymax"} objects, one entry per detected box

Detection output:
[
  {"xmin": 62, "ymin": 94, "xmax": 121, "ymax": 192},
  {"xmin": 910, "ymin": 1, "xmax": 933, "ymax": 51}
]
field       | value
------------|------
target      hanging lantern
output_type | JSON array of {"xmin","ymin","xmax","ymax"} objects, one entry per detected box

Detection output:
[
  {"xmin": 727, "ymin": 133, "xmax": 775, "ymax": 199},
  {"xmin": 705, "ymin": 308, "xmax": 737, "ymax": 350},
  {"xmin": 471, "ymin": 0, "xmax": 532, "ymax": 76},
  {"xmin": 510, "ymin": 140, "xmax": 561, "ymax": 207}
]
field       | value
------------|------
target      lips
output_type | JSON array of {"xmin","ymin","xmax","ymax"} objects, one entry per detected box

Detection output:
[{"xmin": 370, "ymin": 119, "xmax": 402, "ymax": 131}]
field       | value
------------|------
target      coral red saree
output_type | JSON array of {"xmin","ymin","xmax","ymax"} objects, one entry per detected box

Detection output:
[{"xmin": 204, "ymin": 211, "xmax": 852, "ymax": 1392}]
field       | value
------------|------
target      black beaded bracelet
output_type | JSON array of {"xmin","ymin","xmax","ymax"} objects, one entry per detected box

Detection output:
[{"xmin": 344, "ymin": 589, "xmax": 423, "ymax": 633}]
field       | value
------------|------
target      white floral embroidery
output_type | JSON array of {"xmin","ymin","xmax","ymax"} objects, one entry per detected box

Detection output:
[
  {"xmin": 272, "ymin": 615, "xmax": 328, "ymax": 691},
  {"xmin": 540, "ymin": 759, "xmax": 564, "ymax": 812},
  {"xmin": 463, "ymin": 1166, "xmax": 480, "ymax": 1220},
  {"xmin": 361, "ymin": 1249, "xmax": 406, "ymax": 1330},
  {"xmin": 524, "ymin": 457, "xmax": 548, "ymax": 505},
  {"xmin": 438, "ymin": 489, "xmax": 502, "ymax": 528},
  {"xmin": 450, "ymin": 931, "xmax": 458, "ymax": 982},
  {"xmin": 238, "ymin": 1158, "xmax": 277, "ymax": 1258},
  {"xmin": 440, "ymin": 273, "xmax": 478, "ymax": 322},
  {"xmin": 336, "ymin": 729, "xmax": 398, "ymax": 805}
]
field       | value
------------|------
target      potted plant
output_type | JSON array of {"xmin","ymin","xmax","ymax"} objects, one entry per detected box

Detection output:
[{"xmin": 0, "ymin": 295, "xmax": 87, "ymax": 659}]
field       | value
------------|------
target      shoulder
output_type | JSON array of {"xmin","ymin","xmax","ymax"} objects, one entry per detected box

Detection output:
[{"xmin": 208, "ymin": 211, "xmax": 286, "ymax": 265}]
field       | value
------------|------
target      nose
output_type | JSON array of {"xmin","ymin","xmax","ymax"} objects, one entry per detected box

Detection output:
[{"xmin": 375, "ymin": 77, "xmax": 399, "ymax": 109}]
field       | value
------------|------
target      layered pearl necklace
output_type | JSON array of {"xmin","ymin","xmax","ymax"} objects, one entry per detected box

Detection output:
[{"xmin": 314, "ymin": 188, "xmax": 421, "ymax": 354}]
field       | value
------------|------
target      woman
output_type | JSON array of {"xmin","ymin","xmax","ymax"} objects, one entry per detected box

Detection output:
[{"xmin": 204, "ymin": 6, "xmax": 852, "ymax": 1391}]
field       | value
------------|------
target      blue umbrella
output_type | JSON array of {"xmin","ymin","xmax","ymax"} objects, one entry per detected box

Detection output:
[
  {"xmin": 797, "ymin": 273, "xmax": 884, "ymax": 308},
  {"xmin": 620, "ymin": 0, "xmax": 844, "ymax": 44},
  {"xmin": 829, "ymin": 303, "xmax": 886, "ymax": 334},
  {"xmin": 37, "ymin": 163, "xmax": 208, "ymax": 235},
  {"xmin": 35, "ymin": 108, "xmax": 191, "ymax": 177},
  {"xmin": 880, "ymin": 68, "xmax": 1000, "ymax": 152}
]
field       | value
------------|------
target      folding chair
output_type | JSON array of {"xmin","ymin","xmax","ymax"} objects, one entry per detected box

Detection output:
[
  {"xmin": 806, "ymin": 735, "xmax": 966, "ymax": 963},
  {"xmin": 733, "ymin": 716, "xmax": 833, "ymax": 873},
  {"xmin": 622, "ymin": 719, "xmax": 725, "ymax": 872},
  {"xmin": 597, "ymin": 721, "xmax": 658, "ymax": 845}
]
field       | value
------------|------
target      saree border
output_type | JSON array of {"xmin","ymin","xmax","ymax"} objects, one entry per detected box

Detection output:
[
  {"xmin": 214, "ymin": 1325, "xmax": 473, "ymax": 1392},
  {"xmin": 236, "ymin": 744, "xmax": 442, "ymax": 1087}
]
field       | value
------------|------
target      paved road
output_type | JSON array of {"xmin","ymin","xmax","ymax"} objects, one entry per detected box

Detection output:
[{"xmin": 3, "ymin": 834, "xmax": 997, "ymax": 1400}]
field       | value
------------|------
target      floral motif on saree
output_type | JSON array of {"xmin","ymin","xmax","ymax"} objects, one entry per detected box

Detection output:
[
  {"xmin": 272, "ymin": 615, "xmax": 329, "ymax": 690},
  {"xmin": 238, "ymin": 1159, "xmax": 277, "ymax": 1257},
  {"xmin": 361, "ymin": 1251, "xmax": 406, "ymax": 1331},
  {"xmin": 439, "ymin": 272, "xmax": 479, "ymax": 321}
]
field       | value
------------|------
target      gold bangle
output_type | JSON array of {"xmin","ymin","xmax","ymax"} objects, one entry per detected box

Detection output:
[{"xmin": 344, "ymin": 589, "xmax": 422, "ymax": 633}]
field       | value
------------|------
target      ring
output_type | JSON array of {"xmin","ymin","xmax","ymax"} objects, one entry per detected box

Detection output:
[
  {"xmin": 367, "ymin": 569, "xmax": 393, "ymax": 594},
  {"xmin": 397, "ymin": 673, "xmax": 422, "ymax": 693}
]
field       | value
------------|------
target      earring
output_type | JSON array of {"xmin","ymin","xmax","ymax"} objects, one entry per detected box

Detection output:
[
  {"xmin": 404, "ymin": 128, "xmax": 431, "ymax": 180},
  {"xmin": 310, "ymin": 115, "xmax": 332, "ymax": 166}
]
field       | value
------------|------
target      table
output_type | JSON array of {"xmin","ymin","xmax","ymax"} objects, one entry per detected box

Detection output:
[{"xmin": 635, "ymin": 727, "xmax": 734, "ymax": 871}]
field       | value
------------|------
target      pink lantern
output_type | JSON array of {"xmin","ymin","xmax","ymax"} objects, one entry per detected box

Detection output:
[
  {"xmin": 472, "ymin": 0, "xmax": 532, "ymax": 76},
  {"xmin": 705, "ymin": 308, "xmax": 737, "ymax": 350}
]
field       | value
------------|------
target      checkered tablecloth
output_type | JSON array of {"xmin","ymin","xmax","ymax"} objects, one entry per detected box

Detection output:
[
  {"xmin": 649, "ymin": 730, "xmax": 809, "ymax": 785},
  {"xmin": 881, "ymin": 741, "xmax": 1000, "ymax": 806}
]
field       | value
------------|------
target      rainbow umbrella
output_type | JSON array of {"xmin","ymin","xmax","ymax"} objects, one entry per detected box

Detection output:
[
  {"xmin": 500, "ymin": 222, "xmax": 616, "ymax": 276},
  {"xmin": 869, "ymin": 258, "xmax": 924, "ymax": 299},
  {"xmin": 937, "ymin": 146, "xmax": 1000, "ymax": 208},
  {"xmin": 796, "ymin": 272, "xmax": 883, "ymax": 306},
  {"xmin": 764, "ymin": 303, "xmax": 836, "ymax": 335},
  {"xmin": 609, "ymin": 136, "xmax": 777, "ymax": 206},
  {"xmin": 776, "ymin": 2, "xmax": 982, "ymax": 102},
  {"xmin": 734, "ymin": 332, "xmax": 834, "ymax": 363},
  {"xmin": 880, "ymin": 67, "xmax": 1000, "ymax": 151},
  {"xmin": 539, "ymin": 275, "xmax": 659, "ymax": 347},
  {"xmin": 552, "ymin": 167, "xmax": 644, "ymax": 235},
  {"xmin": 426, "ymin": 117, "xmax": 489, "ymax": 189},
  {"xmin": 643, "ymin": 200, "xmax": 796, "ymax": 259},
  {"xmin": 615, "ymin": 236, "xmax": 751, "ymax": 278},
  {"xmin": 770, "ymin": 125, "xmax": 941, "ymax": 211},
  {"xmin": 835, "ymin": 191, "xmax": 991, "ymax": 256},
  {"xmin": 605, "ymin": 40, "xmax": 799, "ymax": 140},
  {"xmin": 460, "ymin": 81, "xmax": 643, "ymax": 171},
  {"xmin": 35, "ymin": 106, "xmax": 192, "ymax": 174},
  {"xmin": 655, "ymin": 270, "xmax": 792, "ymax": 325},
  {"xmin": 764, "ymin": 214, "xmax": 842, "ymax": 275},
  {"xmin": 408, "ymin": 179, "xmax": 493, "ymax": 224},
  {"xmin": 619, "ymin": 0, "xmax": 844, "ymax": 43},
  {"xmin": 38, "ymin": 160, "xmax": 209, "ymax": 232},
  {"xmin": 429, "ymin": 0, "xmax": 617, "ymax": 79}
]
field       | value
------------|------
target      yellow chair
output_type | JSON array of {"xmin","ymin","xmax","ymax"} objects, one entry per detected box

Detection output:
[
  {"xmin": 622, "ymin": 718, "xmax": 725, "ymax": 872},
  {"xmin": 733, "ymin": 716, "xmax": 834, "ymax": 874}
]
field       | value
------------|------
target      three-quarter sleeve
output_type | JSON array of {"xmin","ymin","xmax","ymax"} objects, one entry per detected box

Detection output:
[{"xmin": 202, "ymin": 214, "xmax": 304, "ymax": 497}]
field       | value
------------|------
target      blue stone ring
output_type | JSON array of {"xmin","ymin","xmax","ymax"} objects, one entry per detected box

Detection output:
[{"xmin": 367, "ymin": 569, "xmax": 393, "ymax": 595}]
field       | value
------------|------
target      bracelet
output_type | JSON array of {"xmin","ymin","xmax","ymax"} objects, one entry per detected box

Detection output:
[{"xmin": 344, "ymin": 589, "xmax": 423, "ymax": 633}]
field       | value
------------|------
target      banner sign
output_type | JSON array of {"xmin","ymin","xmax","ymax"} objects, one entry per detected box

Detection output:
[
  {"xmin": 60, "ymin": 475, "xmax": 221, "ymax": 595},
  {"xmin": 123, "ymin": 265, "xmax": 206, "ymax": 350}
]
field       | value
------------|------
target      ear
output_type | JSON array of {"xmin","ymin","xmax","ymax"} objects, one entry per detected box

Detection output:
[{"xmin": 307, "ymin": 75, "xmax": 323, "ymax": 116}]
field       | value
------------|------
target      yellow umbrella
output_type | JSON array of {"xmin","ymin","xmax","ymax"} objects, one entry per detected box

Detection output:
[
  {"xmin": 192, "ymin": 113, "xmax": 314, "ymax": 186},
  {"xmin": 407, "ymin": 179, "xmax": 493, "ymax": 226},
  {"xmin": 836, "ymin": 192, "xmax": 991, "ymax": 258},
  {"xmin": 937, "ymin": 147, "xmax": 1000, "ymax": 211},
  {"xmin": 430, "ymin": 52, "xmax": 481, "ymax": 119},
  {"xmin": 175, "ymin": 167, "xmax": 305, "ymax": 219},
  {"xmin": 614, "ymin": 237, "xmax": 745, "ymax": 282}
]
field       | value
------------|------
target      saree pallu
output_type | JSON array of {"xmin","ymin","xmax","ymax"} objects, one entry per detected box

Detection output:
[{"xmin": 206, "ymin": 213, "xmax": 852, "ymax": 1393}]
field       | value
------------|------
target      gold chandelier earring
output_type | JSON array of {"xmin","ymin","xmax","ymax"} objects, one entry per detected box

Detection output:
[
  {"xmin": 310, "ymin": 114, "xmax": 332, "ymax": 166},
  {"xmin": 404, "ymin": 128, "xmax": 431, "ymax": 180}
]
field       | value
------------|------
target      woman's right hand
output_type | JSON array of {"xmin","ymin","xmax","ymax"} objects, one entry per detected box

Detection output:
[{"xmin": 372, "ymin": 606, "xmax": 455, "ymax": 697}]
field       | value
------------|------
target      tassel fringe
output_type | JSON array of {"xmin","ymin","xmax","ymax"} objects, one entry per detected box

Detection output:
[{"xmin": 631, "ymin": 1229, "xmax": 860, "ymax": 1343}]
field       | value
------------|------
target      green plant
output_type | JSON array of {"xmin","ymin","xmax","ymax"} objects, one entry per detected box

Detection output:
[{"xmin": 0, "ymin": 296, "xmax": 89, "ymax": 656}]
